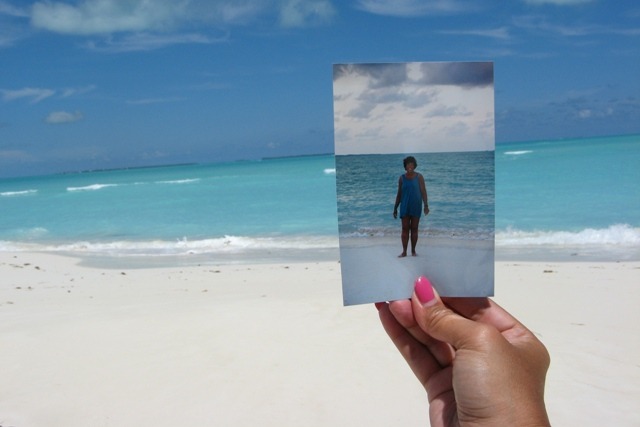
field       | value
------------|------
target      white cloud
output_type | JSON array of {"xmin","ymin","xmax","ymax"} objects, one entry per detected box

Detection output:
[
  {"xmin": 426, "ymin": 104, "xmax": 471, "ymax": 118},
  {"xmin": 438, "ymin": 27, "xmax": 511, "ymax": 40},
  {"xmin": 279, "ymin": 0, "xmax": 336, "ymax": 27},
  {"xmin": 333, "ymin": 62, "xmax": 495, "ymax": 155},
  {"xmin": 577, "ymin": 109, "xmax": 592, "ymax": 118},
  {"xmin": 1, "ymin": 87, "xmax": 55, "ymax": 103},
  {"xmin": 356, "ymin": 0, "xmax": 474, "ymax": 16},
  {"xmin": 0, "ymin": 1, "xmax": 29, "ymax": 17},
  {"xmin": 28, "ymin": 0, "xmax": 335, "ymax": 37},
  {"xmin": 20, "ymin": 0, "xmax": 336, "ymax": 54},
  {"xmin": 126, "ymin": 97, "xmax": 183, "ymax": 105},
  {"xmin": 510, "ymin": 15, "xmax": 638, "ymax": 39},
  {"xmin": 0, "ymin": 149, "xmax": 33, "ymax": 161},
  {"xmin": 45, "ymin": 111, "xmax": 84, "ymax": 124},
  {"xmin": 1, "ymin": 85, "xmax": 95, "ymax": 103},
  {"xmin": 61, "ymin": 85, "xmax": 96, "ymax": 97},
  {"xmin": 523, "ymin": 0, "xmax": 594, "ymax": 5},
  {"xmin": 85, "ymin": 32, "xmax": 220, "ymax": 52},
  {"xmin": 30, "ymin": 0, "xmax": 187, "ymax": 35},
  {"xmin": 0, "ymin": 32, "xmax": 20, "ymax": 48}
]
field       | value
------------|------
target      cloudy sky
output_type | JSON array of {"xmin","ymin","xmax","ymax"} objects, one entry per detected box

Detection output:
[
  {"xmin": 333, "ymin": 62, "xmax": 495, "ymax": 154},
  {"xmin": 1, "ymin": 0, "xmax": 639, "ymax": 177}
]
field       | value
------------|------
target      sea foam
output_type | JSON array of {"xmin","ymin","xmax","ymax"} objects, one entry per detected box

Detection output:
[
  {"xmin": 504, "ymin": 150, "xmax": 533, "ymax": 155},
  {"xmin": 496, "ymin": 224, "xmax": 640, "ymax": 246},
  {"xmin": 155, "ymin": 178, "xmax": 201, "ymax": 184},
  {"xmin": 1, "ymin": 189, "xmax": 38, "ymax": 196},
  {"xmin": 0, "ymin": 235, "xmax": 339, "ymax": 256},
  {"xmin": 67, "ymin": 184, "xmax": 118, "ymax": 192}
]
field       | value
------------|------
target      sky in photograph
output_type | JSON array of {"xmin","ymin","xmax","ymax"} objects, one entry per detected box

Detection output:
[
  {"xmin": 1, "ymin": 0, "xmax": 639, "ymax": 177},
  {"xmin": 333, "ymin": 62, "xmax": 495, "ymax": 155}
]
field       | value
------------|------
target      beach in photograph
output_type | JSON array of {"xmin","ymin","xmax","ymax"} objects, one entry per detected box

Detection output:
[{"xmin": 340, "ymin": 237, "xmax": 494, "ymax": 305}]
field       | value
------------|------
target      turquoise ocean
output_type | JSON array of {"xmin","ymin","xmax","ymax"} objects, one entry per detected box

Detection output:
[
  {"xmin": 335, "ymin": 150, "xmax": 494, "ymax": 242},
  {"xmin": 1, "ymin": 134, "xmax": 639, "ymax": 262}
]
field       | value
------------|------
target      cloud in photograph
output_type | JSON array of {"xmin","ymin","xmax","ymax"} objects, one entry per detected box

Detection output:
[{"xmin": 333, "ymin": 62, "xmax": 495, "ymax": 155}]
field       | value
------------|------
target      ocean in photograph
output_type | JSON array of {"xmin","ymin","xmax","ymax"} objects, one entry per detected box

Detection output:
[
  {"xmin": 335, "ymin": 150, "xmax": 495, "ymax": 303},
  {"xmin": 335, "ymin": 151, "xmax": 494, "ymax": 242},
  {"xmin": 1, "ymin": 134, "xmax": 639, "ymax": 262}
]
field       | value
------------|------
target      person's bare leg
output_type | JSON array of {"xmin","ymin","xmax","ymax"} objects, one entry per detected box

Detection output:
[
  {"xmin": 410, "ymin": 217, "xmax": 420, "ymax": 256},
  {"xmin": 399, "ymin": 217, "xmax": 410, "ymax": 257}
]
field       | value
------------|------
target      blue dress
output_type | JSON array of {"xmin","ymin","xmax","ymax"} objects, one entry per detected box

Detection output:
[{"xmin": 400, "ymin": 174, "xmax": 423, "ymax": 218}]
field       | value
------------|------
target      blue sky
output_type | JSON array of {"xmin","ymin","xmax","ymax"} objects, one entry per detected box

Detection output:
[{"xmin": 1, "ymin": 0, "xmax": 639, "ymax": 177}]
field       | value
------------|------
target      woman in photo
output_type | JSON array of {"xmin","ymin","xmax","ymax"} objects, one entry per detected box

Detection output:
[{"xmin": 393, "ymin": 156, "xmax": 429, "ymax": 257}]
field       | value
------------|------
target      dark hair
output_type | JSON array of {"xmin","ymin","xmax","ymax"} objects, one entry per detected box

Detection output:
[{"xmin": 403, "ymin": 156, "xmax": 417, "ymax": 169}]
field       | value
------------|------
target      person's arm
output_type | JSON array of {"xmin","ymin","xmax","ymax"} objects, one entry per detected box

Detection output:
[
  {"xmin": 418, "ymin": 173, "xmax": 429, "ymax": 215},
  {"xmin": 376, "ymin": 276, "xmax": 551, "ymax": 427},
  {"xmin": 393, "ymin": 176, "xmax": 402, "ymax": 219}
]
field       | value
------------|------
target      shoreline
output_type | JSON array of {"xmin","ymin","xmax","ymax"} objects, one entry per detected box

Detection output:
[
  {"xmin": 2, "ymin": 224, "xmax": 639, "ymax": 268},
  {"xmin": 1, "ymin": 243, "xmax": 638, "ymax": 273}
]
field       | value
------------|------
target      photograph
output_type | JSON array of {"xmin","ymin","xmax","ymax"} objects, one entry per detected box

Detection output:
[
  {"xmin": 1, "ymin": 2, "xmax": 638, "ymax": 426},
  {"xmin": 333, "ymin": 62, "xmax": 495, "ymax": 305}
]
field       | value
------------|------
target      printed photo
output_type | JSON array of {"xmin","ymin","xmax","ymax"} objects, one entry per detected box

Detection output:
[{"xmin": 333, "ymin": 62, "xmax": 495, "ymax": 306}]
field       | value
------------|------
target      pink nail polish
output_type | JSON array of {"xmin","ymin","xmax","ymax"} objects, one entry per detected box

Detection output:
[{"xmin": 415, "ymin": 276, "xmax": 435, "ymax": 305}]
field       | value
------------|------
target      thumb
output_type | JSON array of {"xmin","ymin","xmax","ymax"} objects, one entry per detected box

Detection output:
[{"xmin": 411, "ymin": 276, "xmax": 489, "ymax": 351}]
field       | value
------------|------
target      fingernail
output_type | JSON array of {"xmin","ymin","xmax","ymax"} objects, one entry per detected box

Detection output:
[{"xmin": 414, "ymin": 276, "xmax": 436, "ymax": 306}]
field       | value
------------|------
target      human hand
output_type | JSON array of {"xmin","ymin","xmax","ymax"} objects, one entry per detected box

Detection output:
[
  {"xmin": 376, "ymin": 276, "xmax": 550, "ymax": 427},
  {"xmin": 393, "ymin": 209, "xmax": 398, "ymax": 219},
  {"xmin": 424, "ymin": 206, "xmax": 430, "ymax": 216}
]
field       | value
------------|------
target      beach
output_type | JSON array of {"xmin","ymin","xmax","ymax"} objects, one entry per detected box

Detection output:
[
  {"xmin": 1, "ymin": 251, "xmax": 638, "ymax": 426},
  {"xmin": 340, "ymin": 237, "xmax": 494, "ymax": 305}
]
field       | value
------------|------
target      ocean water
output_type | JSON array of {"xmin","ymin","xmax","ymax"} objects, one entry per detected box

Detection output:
[
  {"xmin": 496, "ymin": 134, "xmax": 640, "ymax": 256},
  {"xmin": 1, "ymin": 134, "xmax": 639, "ymax": 261},
  {"xmin": 0, "ymin": 155, "xmax": 339, "ymax": 259},
  {"xmin": 335, "ymin": 151, "xmax": 494, "ymax": 241}
]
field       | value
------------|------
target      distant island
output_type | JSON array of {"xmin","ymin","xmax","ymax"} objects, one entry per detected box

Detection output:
[
  {"xmin": 60, "ymin": 163, "xmax": 198, "ymax": 175},
  {"xmin": 260, "ymin": 152, "xmax": 333, "ymax": 161},
  {"xmin": 57, "ymin": 152, "xmax": 335, "ymax": 176}
]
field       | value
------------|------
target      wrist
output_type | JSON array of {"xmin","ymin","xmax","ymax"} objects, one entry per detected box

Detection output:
[{"xmin": 511, "ymin": 399, "xmax": 550, "ymax": 427}]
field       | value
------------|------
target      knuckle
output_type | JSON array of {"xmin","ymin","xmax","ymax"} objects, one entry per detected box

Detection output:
[{"xmin": 422, "ymin": 304, "xmax": 453, "ymax": 331}]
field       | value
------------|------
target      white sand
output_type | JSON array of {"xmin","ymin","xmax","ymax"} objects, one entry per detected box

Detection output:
[
  {"xmin": 1, "ymin": 252, "xmax": 639, "ymax": 426},
  {"xmin": 340, "ymin": 237, "xmax": 494, "ymax": 305}
]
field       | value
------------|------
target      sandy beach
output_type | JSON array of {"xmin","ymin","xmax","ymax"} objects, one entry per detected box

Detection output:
[
  {"xmin": 1, "ymin": 251, "xmax": 639, "ymax": 426},
  {"xmin": 340, "ymin": 237, "xmax": 494, "ymax": 305}
]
